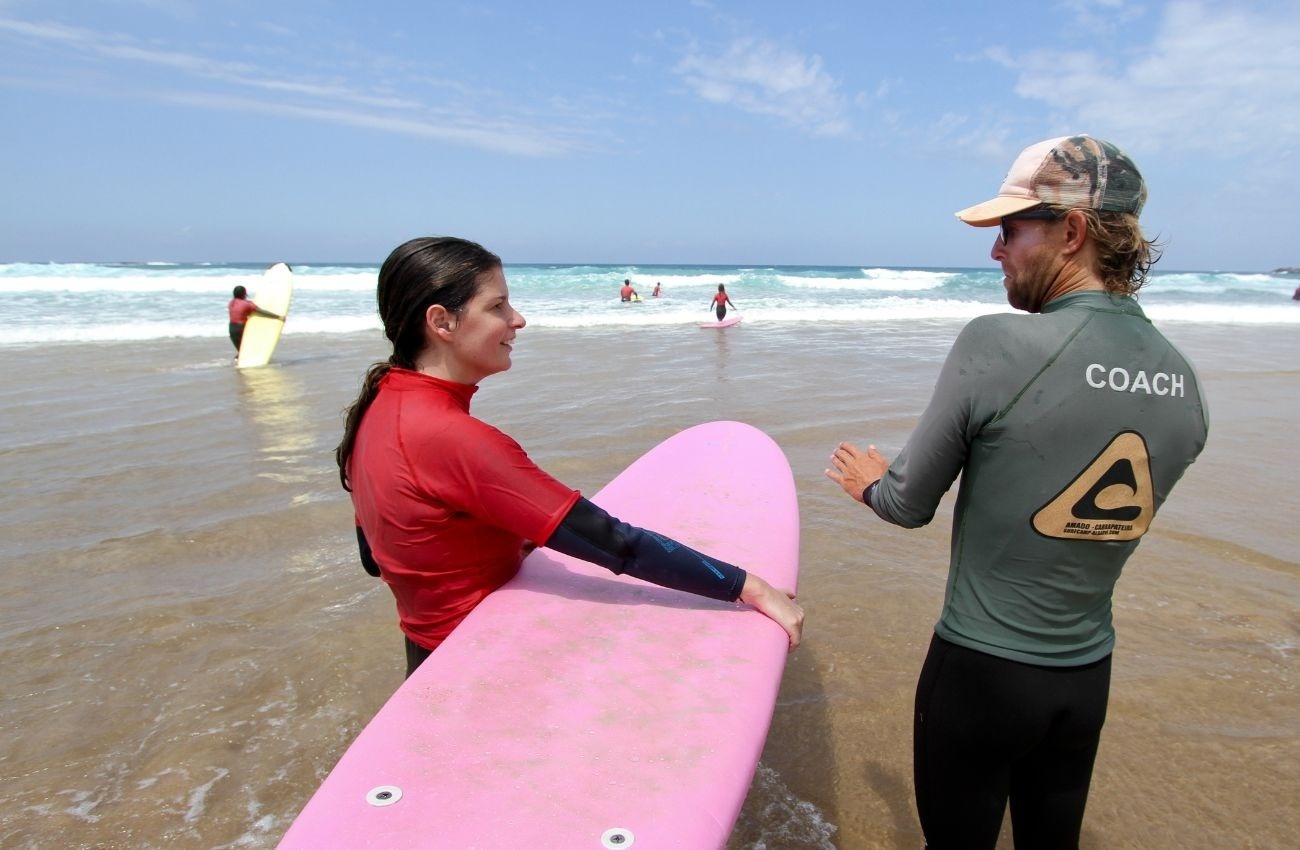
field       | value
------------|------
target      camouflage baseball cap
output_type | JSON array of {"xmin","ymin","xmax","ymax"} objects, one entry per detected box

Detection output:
[{"xmin": 955, "ymin": 135, "xmax": 1147, "ymax": 226}]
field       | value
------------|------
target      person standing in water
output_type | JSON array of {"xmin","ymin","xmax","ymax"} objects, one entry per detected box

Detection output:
[
  {"xmin": 337, "ymin": 237, "xmax": 804, "ymax": 677},
  {"xmin": 709, "ymin": 284, "xmax": 736, "ymax": 320},
  {"xmin": 826, "ymin": 135, "xmax": 1208, "ymax": 849},
  {"xmin": 227, "ymin": 285, "xmax": 283, "ymax": 353}
]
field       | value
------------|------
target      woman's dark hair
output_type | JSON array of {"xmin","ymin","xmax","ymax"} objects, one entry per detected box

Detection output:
[
  {"xmin": 232, "ymin": 285, "xmax": 247, "ymax": 298},
  {"xmin": 335, "ymin": 236, "xmax": 502, "ymax": 490}
]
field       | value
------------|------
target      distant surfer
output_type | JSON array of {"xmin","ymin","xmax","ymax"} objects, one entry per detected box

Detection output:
[
  {"xmin": 620, "ymin": 279, "xmax": 638, "ymax": 301},
  {"xmin": 336, "ymin": 237, "xmax": 804, "ymax": 678},
  {"xmin": 227, "ymin": 285, "xmax": 283, "ymax": 353},
  {"xmin": 709, "ymin": 284, "xmax": 736, "ymax": 321},
  {"xmin": 652, "ymin": 282, "xmax": 662, "ymax": 297},
  {"xmin": 1292, "ymin": 284, "xmax": 1299, "ymax": 300}
]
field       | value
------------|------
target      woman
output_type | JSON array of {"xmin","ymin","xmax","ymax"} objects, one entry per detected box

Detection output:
[
  {"xmin": 337, "ymin": 237, "xmax": 803, "ymax": 676},
  {"xmin": 709, "ymin": 284, "xmax": 736, "ymax": 321}
]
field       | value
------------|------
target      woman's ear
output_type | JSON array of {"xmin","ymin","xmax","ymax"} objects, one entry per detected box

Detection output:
[{"xmin": 425, "ymin": 304, "xmax": 455, "ymax": 340}]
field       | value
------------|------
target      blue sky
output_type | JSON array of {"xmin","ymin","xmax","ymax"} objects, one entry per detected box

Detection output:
[{"xmin": 2, "ymin": 1, "xmax": 1297, "ymax": 270}]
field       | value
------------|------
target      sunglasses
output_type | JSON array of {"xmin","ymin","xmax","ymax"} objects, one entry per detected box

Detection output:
[{"xmin": 999, "ymin": 208, "xmax": 1066, "ymax": 244}]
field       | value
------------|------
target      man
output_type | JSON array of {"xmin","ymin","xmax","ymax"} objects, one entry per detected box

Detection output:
[
  {"xmin": 826, "ymin": 135, "xmax": 1209, "ymax": 849},
  {"xmin": 619, "ymin": 279, "xmax": 639, "ymax": 302},
  {"xmin": 227, "ymin": 284, "xmax": 283, "ymax": 353}
]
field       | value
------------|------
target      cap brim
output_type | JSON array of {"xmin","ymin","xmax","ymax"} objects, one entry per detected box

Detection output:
[{"xmin": 955, "ymin": 195, "xmax": 1042, "ymax": 227}]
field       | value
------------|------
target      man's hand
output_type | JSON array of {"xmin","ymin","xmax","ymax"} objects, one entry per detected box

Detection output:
[{"xmin": 825, "ymin": 441, "xmax": 890, "ymax": 503}]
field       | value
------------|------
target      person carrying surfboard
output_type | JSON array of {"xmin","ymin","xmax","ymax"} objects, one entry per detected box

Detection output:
[
  {"xmin": 709, "ymin": 284, "xmax": 736, "ymax": 321},
  {"xmin": 825, "ymin": 136, "xmax": 1208, "ymax": 849},
  {"xmin": 337, "ymin": 237, "xmax": 803, "ymax": 677},
  {"xmin": 227, "ymin": 285, "xmax": 283, "ymax": 353}
]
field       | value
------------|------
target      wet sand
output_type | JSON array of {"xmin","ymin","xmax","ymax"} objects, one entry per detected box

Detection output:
[{"xmin": 0, "ymin": 320, "xmax": 1296, "ymax": 849}]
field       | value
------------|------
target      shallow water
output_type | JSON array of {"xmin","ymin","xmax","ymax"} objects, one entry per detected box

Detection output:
[{"xmin": 0, "ymin": 321, "xmax": 1296, "ymax": 849}]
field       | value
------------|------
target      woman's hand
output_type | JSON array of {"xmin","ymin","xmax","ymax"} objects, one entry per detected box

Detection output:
[{"xmin": 739, "ymin": 574, "xmax": 805, "ymax": 651}]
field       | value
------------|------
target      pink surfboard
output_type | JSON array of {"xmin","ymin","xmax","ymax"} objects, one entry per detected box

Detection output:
[
  {"xmin": 277, "ymin": 421, "xmax": 799, "ymax": 850},
  {"xmin": 699, "ymin": 315, "xmax": 743, "ymax": 328}
]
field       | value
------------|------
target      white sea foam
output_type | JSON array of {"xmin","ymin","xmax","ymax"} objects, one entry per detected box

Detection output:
[
  {"xmin": 1142, "ymin": 303, "xmax": 1300, "ymax": 323},
  {"xmin": 185, "ymin": 768, "xmax": 230, "ymax": 823},
  {"xmin": 0, "ymin": 273, "xmax": 265, "ymax": 294},
  {"xmin": 742, "ymin": 764, "xmax": 838, "ymax": 849},
  {"xmin": 621, "ymin": 270, "xmax": 742, "ymax": 289},
  {"xmin": 1, "ymin": 262, "xmax": 1295, "ymax": 346}
]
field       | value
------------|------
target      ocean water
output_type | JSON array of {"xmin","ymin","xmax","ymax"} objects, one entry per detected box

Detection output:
[
  {"xmin": 2, "ymin": 261, "xmax": 1297, "ymax": 849},
  {"xmin": 1, "ymin": 261, "xmax": 1297, "ymax": 347}
]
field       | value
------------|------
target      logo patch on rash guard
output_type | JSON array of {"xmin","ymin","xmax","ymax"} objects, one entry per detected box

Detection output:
[{"xmin": 1033, "ymin": 431, "xmax": 1154, "ymax": 541}]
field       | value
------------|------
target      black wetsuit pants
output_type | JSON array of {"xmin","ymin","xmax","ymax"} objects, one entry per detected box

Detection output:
[
  {"xmin": 405, "ymin": 636, "xmax": 432, "ymax": 678},
  {"xmin": 914, "ymin": 634, "xmax": 1112, "ymax": 850},
  {"xmin": 229, "ymin": 322, "xmax": 245, "ymax": 352}
]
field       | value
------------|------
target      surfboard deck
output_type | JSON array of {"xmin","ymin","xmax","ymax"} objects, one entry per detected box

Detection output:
[
  {"xmin": 236, "ymin": 263, "xmax": 292, "ymax": 368},
  {"xmin": 700, "ymin": 315, "xmax": 743, "ymax": 328},
  {"xmin": 277, "ymin": 421, "xmax": 799, "ymax": 850}
]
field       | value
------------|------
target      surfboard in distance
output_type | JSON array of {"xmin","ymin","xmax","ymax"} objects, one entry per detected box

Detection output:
[
  {"xmin": 276, "ymin": 420, "xmax": 800, "ymax": 850},
  {"xmin": 700, "ymin": 315, "xmax": 743, "ymax": 328},
  {"xmin": 235, "ymin": 262, "xmax": 293, "ymax": 369}
]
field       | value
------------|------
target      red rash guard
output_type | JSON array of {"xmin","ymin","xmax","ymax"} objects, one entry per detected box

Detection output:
[
  {"xmin": 228, "ymin": 298, "xmax": 259, "ymax": 324},
  {"xmin": 349, "ymin": 369, "xmax": 580, "ymax": 650}
]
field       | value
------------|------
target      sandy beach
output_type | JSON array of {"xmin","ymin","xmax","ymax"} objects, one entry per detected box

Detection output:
[{"xmin": 1, "ymin": 319, "xmax": 1296, "ymax": 849}]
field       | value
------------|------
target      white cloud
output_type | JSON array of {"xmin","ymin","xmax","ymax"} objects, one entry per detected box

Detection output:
[
  {"xmin": 0, "ymin": 16, "xmax": 592, "ymax": 156},
  {"xmin": 160, "ymin": 92, "xmax": 577, "ymax": 157},
  {"xmin": 675, "ymin": 37, "xmax": 851, "ymax": 137},
  {"xmin": 1055, "ymin": 0, "xmax": 1146, "ymax": 33},
  {"xmin": 1004, "ymin": 1, "xmax": 1300, "ymax": 156}
]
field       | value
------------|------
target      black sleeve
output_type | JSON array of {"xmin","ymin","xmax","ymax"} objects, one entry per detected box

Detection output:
[
  {"xmin": 356, "ymin": 525, "xmax": 381, "ymax": 577},
  {"xmin": 545, "ymin": 497, "xmax": 746, "ymax": 602}
]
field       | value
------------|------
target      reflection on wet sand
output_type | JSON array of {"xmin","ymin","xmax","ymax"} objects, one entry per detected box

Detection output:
[{"xmin": 237, "ymin": 365, "xmax": 315, "ymax": 484}]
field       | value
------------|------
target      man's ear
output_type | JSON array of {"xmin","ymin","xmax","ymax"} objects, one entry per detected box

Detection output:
[
  {"xmin": 1061, "ymin": 210, "xmax": 1090, "ymax": 256},
  {"xmin": 426, "ymin": 304, "xmax": 455, "ymax": 339}
]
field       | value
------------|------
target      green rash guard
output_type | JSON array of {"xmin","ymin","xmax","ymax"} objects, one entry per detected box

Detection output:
[{"xmin": 869, "ymin": 291, "xmax": 1209, "ymax": 666}]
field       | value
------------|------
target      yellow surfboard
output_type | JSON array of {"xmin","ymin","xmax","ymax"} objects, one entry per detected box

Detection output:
[{"xmin": 236, "ymin": 263, "xmax": 293, "ymax": 369}]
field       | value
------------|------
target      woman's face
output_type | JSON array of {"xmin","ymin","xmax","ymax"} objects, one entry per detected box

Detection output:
[{"xmin": 443, "ymin": 266, "xmax": 526, "ymax": 384}]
